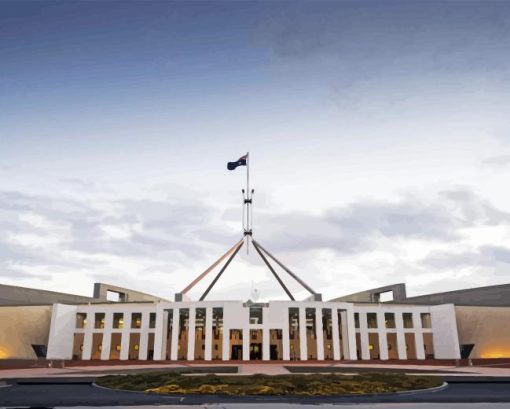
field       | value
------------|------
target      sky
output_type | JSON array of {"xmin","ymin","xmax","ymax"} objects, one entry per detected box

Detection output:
[{"xmin": 1, "ymin": 0, "xmax": 510, "ymax": 302}]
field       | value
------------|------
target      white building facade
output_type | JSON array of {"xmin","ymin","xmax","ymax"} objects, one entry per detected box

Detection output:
[{"xmin": 46, "ymin": 300, "xmax": 461, "ymax": 361}]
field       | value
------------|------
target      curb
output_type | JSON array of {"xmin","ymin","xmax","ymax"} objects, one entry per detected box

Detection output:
[
  {"xmin": 92, "ymin": 382, "xmax": 153, "ymax": 395},
  {"xmin": 92, "ymin": 380, "xmax": 448, "ymax": 399},
  {"xmin": 391, "ymin": 381, "xmax": 448, "ymax": 396}
]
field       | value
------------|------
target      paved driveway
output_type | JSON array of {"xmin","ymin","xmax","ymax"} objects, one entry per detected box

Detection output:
[{"xmin": 1, "ymin": 378, "xmax": 510, "ymax": 406}]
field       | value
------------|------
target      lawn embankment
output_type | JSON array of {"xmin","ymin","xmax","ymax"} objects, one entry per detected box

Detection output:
[{"xmin": 96, "ymin": 372, "xmax": 443, "ymax": 396}]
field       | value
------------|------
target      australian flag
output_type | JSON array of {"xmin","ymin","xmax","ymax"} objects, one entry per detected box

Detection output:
[{"xmin": 227, "ymin": 154, "xmax": 248, "ymax": 170}]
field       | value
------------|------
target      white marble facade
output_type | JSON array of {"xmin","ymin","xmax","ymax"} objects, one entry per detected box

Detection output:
[{"xmin": 46, "ymin": 300, "xmax": 461, "ymax": 361}]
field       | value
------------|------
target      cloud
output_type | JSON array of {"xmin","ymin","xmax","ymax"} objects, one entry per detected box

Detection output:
[
  {"xmin": 2, "ymin": 186, "xmax": 510, "ymax": 300},
  {"xmin": 253, "ymin": 188, "xmax": 510, "ymax": 256},
  {"xmin": 0, "ymin": 189, "xmax": 225, "ymax": 296},
  {"xmin": 421, "ymin": 245, "xmax": 510, "ymax": 271},
  {"xmin": 257, "ymin": 1, "xmax": 510, "ymax": 73},
  {"xmin": 438, "ymin": 188, "xmax": 510, "ymax": 225},
  {"xmin": 59, "ymin": 178, "xmax": 95, "ymax": 188},
  {"xmin": 482, "ymin": 155, "xmax": 510, "ymax": 167}
]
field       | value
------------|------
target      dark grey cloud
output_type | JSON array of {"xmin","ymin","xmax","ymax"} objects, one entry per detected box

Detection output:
[
  {"xmin": 258, "ymin": 1, "xmax": 510, "ymax": 75},
  {"xmin": 438, "ymin": 188, "xmax": 510, "ymax": 225},
  {"xmin": 421, "ymin": 245, "xmax": 510, "ymax": 271},
  {"xmin": 0, "ymin": 190, "xmax": 221, "ymax": 284},
  {"xmin": 252, "ymin": 189, "xmax": 505, "ymax": 255}
]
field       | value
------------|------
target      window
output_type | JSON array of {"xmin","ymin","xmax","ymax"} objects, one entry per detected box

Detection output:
[
  {"xmin": 76, "ymin": 313, "xmax": 87, "ymax": 329},
  {"xmin": 385, "ymin": 313, "xmax": 395, "ymax": 328},
  {"xmin": 305, "ymin": 308, "xmax": 316, "ymax": 339},
  {"xmin": 322, "ymin": 309, "xmax": 333, "ymax": 339},
  {"xmin": 106, "ymin": 291, "xmax": 120, "ymax": 302},
  {"xmin": 31, "ymin": 344, "xmax": 47, "ymax": 358},
  {"xmin": 322, "ymin": 309, "xmax": 333, "ymax": 360},
  {"xmin": 249, "ymin": 306, "xmax": 263, "ymax": 324},
  {"xmin": 288, "ymin": 308, "xmax": 300, "ymax": 360},
  {"xmin": 367, "ymin": 313, "xmax": 378, "ymax": 328},
  {"xmin": 212, "ymin": 307, "xmax": 223, "ymax": 339},
  {"xmin": 131, "ymin": 313, "xmax": 142, "ymax": 329},
  {"xmin": 354, "ymin": 312, "xmax": 360, "ymax": 328},
  {"xmin": 403, "ymin": 313, "xmax": 413, "ymax": 328},
  {"xmin": 106, "ymin": 290, "xmax": 126, "ymax": 302},
  {"xmin": 95, "ymin": 313, "xmax": 105, "ymax": 329},
  {"xmin": 149, "ymin": 312, "xmax": 156, "ymax": 329},
  {"xmin": 113, "ymin": 313, "xmax": 124, "ymax": 329},
  {"xmin": 378, "ymin": 291, "xmax": 394, "ymax": 302},
  {"xmin": 421, "ymin": 313, "xmax": 432, "ymax": 328}
]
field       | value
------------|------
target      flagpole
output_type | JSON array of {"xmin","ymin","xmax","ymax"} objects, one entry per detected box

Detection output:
[{"xmin": 246, "ymin": 151, "xmax": 250, "ymax": 254}]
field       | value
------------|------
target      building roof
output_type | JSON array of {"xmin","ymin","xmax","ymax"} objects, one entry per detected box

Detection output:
[{"xmin": 0, "ymin": 282, "xmax": 168, "ymax": 306}]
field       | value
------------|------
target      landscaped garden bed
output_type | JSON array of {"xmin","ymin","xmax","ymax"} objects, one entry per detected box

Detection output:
[{"xmin": 96, "ymin": 372, "xmax": 443, "ymax": 396}]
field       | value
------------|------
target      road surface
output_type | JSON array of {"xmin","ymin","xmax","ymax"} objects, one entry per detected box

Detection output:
[{"xmin": 1, "ymin": 378, "xmax": 510, "ymax": 406}]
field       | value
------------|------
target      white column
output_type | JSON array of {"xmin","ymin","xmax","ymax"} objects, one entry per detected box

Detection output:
[
  {"xmin": 242, "ymin": 328, "xmax": 250, "ymax": 361},
  {"xmin": 263, "ymin": 329, "xmax": 270, "ymax": 360},
  {"xmin": 299, "ymin": 307, "xmax": 308, "ymax": 360},
  {"xmin": 82, "ymin": 312, "xmax": 93, "ymax": 360},
  {"xmin": 153, "ymin": 305, "xmax": 166, "ymax": 360},
  {"xmin": 395, "ymin": 312, "xmax": 407, "ymax": 360},
  {"xmin": 222, "ymin": 327, "xmax": 229, "ymax": 360},
  {"xmin": 162, "ymin": 310, "xmax": 169, "ymax": 360},
  {"xmin": 100, "ymin": 312, "xmax": 113, "ymax": 360},
  {"xmin": 345, "ymin": 309, "xmax": 357, "ymax": 360},
  {"xmin": 376, "ymin": 312, "xmax": 389, "ymax": 360},
  {"xmin": 315, "ymin": 308, "xmax": 324, "ymax": 360},
  {"xmin": 414, "ymin": 330, "xmax": 425, "ymax": 360},
  {"xmin": 332, "ymin": 309, "xmax": 340, "ymax": 361},
  {"xmin": 358, "ymin": 312, "xmax": 370, "ymax": 360},
  {"xmin": 187, "ymin": 307, "xmax": 196, "ymax": 361},
  {"xmin": 412, "ymin": 311, "xmax": 425, "ymax": 359},
  {"xmin": 139, "ymin": 311, "xmax": 149, "ymax": 360},
  {"xmin": 205, "ymin": 307, "xmax": 213, "ymax": 361},
  {"xmin": 120, "ymin": 312, "xmax": 131, "ymax": 360},
  {"xmin": 170, "ymin": 308, "xmax": 179, "ymax": 361},
  {"xmin": 282, "ymin": 325, "xmax": 290, "ymax": 360}
]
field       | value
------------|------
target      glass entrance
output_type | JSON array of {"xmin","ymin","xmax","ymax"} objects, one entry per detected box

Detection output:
[{"xmin": 249, "ymin": 329, "xmax": 262, "ymax": 360}]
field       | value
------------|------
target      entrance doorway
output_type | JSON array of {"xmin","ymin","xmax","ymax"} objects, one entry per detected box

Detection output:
[
  {"xmin": 231, "ymin": 345, "xmax": 243, "ymax": 360},
  {"xmin": 250, "ymin": 329, "xmax": 262, "ymax": 360},
  {"xmin": 250, "ymin": 343, "xmax": 262, "ymax": 360},
  {"xmin": 270, "ymin": 329, "xmax": 283, "ymax": 360},
  {"xmin": 229, "ymin": 329, "xmax": 243, "ymax": 360}
]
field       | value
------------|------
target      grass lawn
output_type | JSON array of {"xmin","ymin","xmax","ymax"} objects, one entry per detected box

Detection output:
[{"xmin": 96, "ymin": 372, "xmax": 443, "ymax": 396}]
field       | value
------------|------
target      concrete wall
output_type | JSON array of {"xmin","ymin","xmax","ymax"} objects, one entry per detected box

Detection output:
[
  {"xmin": 0, "ymin": 284, "xmax": 93, "ymax": 306},
  {"xmin": 0, "ymin": 282, "xmax": 167, "ymax": 307},
  {"xmin": 402, "ymin": 284, "xmax": 510, "ymax": 307},
  {"xmin": 456, "ymin": 305, "xmax": 510, "ymax": 358},
  {"xmin": 46, "ymin": 304, "xmax": 78, "ymax": 360},
  {"xmin": 331, "ymin": 284, "xmax": 407, "ymax": 303},
  {"xmin": 0, "ymin": 305, "xmax": 52, "ymax": 359},
  {"xmin": 430, "ymin": 304, "xmax": 460, "ymax": 359},
  {"xmin": 93, "ymin": 283, "xmax": 168, "ymax": 303}
]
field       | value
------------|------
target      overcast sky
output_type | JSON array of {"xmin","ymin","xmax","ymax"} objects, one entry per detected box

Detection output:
[{"xmin": 1, "ymin": 0, "xmax": 510, "ymax": 301}]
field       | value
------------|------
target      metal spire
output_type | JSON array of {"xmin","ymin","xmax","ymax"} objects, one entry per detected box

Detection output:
[{"xmin": 242, "ymin": 152, "xmax": 254, "ymax": 254}]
